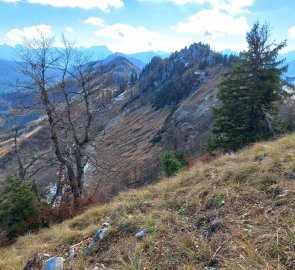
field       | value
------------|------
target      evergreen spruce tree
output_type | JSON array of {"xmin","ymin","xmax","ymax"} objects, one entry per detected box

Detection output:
[{"xmin": 208, "ymin": 22, "xmax": 287, "ymax": 152}]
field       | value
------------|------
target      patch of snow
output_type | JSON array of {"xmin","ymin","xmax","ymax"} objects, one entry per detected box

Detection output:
[
  {"xmin": 46, "ymin": 183, "xmax": 57, "ymax": 203},
  {"xmin": 45, "ymin": 183, "xmax": 62, "ymax": 208},
  {"xmin": 113, "ymin": 92, "xmax": 126, "ymax": 103},
  {"xmin": 83, "ymin": 162, "xmax": 94, "ymax": 189},
  {"xmin": 105, "ymin": 115, "xmax": 119, "ymax": 130}
]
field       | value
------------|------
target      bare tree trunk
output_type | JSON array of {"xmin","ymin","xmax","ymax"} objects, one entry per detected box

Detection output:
[{"xmin": 13, "ymin": 129, "xmax": 25, "ymax": 180}]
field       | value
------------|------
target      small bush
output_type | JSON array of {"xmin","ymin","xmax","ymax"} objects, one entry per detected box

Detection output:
[
  {"xmin": 160, "ymin": 150, "xmax": 186, "ymax": 177},
  {"xmin": 0, "ymin": 176, "xmax": 39, "ymax": 239}
]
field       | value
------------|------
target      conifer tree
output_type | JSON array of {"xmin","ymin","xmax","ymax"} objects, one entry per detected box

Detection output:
[
  {"xmin": 0, "ymin": 176, "xmax": 39, "ymax": 238},
  {"xmin": 208, "ymin": 22, "xmax": 287, "ymax": 151}
]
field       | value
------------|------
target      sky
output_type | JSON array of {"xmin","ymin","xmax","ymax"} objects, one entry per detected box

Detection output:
[{"xmin": 0, "ymin": 0, "xmax": 295, "ymax": 54}]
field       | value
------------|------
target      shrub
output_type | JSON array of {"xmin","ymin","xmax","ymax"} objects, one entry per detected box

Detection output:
[
  {"xmin": 160, "ymin": 150, "xmax": 186, "ymax": 177},
  {"xmin": 0, "ymin": 176, "xmax": 39, "ymax": 238}
]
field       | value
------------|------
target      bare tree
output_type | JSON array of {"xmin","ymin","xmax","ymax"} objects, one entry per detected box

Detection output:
[
  {"xmin": 11, "ymin": 127, "xmax": 58, "ymax": 182},
  {"xmin": 16, "ymin": 28, "xmax": 110, "ymax": 204}
]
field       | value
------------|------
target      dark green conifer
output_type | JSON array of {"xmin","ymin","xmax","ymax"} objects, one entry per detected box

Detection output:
[{"xmin": 209, "ymin": 22, "xmax": 287, "ymax": 151}]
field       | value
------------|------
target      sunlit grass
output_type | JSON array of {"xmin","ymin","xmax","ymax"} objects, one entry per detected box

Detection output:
[{"xmin": 1, "ymin": 134, "xmax": 295, "ymax": 269}]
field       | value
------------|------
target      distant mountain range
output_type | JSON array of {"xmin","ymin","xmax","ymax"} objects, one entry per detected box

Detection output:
[
  {"xmin": 220, "ymin": 48, "xmax": 239, "ymax": 55},
  {"xmin": 0, "ymin": 43, "xmax": 294, "ymax": 93},
  {"xmin": 0, "ymin": 44, "xmax": 171, "ymax": 92}
]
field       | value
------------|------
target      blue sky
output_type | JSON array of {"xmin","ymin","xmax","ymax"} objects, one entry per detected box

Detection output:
[{"xmin": 0, "ymin": 0, "xmax": 295, "ymax": 54}]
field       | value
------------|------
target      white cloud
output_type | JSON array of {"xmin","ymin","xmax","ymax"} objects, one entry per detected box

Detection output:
[
  {"xmin": 84, "ymin": 17, "xmax": 105, "ymax": 27},
  {"xmin": 6, "ymin": 25, "xmax": 52, "ymax": 45},
  {"xmin": 25, "ymin": 0, "xmax": 124, "ymax": 11},
  {"xmin": 288, "ymin": 26, "xmax": 295, "ymax": 38},
  {"xmin": 65, "ymin": 27, "xmax": 74, "ymax": 33},
  {"xmin": 140, "ymin": 0, "xmax": 253, "ymax": 14},
  {"xmin": 94, "ymin": 23, "xmax": 188, "ymax": 53},
  {"xmin": 174, "ymin": 9, "xmax": 250, "ymax": 37},
  {"xmin": 213, "ymin": 0, "xmax": 253, "ymax": 15}
]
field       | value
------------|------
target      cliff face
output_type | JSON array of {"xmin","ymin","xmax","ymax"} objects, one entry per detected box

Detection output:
[
  {"xmin": 140, "ymin": 43, "xmax": 215, "ymax": 96},
  {"xmin": 160, "ymin": 65, "xmax": 224, "ymax": 155},
  {"xmin": 136, "ymin": 43, "xmax": 227, "ymax": 155}
]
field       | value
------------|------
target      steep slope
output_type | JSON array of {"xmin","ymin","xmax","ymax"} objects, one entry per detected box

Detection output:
[
  {"xmin": 83, "ymin": 43, "xmax": 227, "ymax": 198},
  {"xmin": 0, "ymin": 43, "xmax": 228, "ymax": 200},
  {"xmin": 1, "ymin": 134, "xmax": 294, "ymax": 269},
  {"xmin": 0, "ymin": 56, "xmax": 141, "ymax": 185},
  {"xmin": 86, "ymin": 102, "xmax": 171, "ymax": 199},
  {"xmin": 161, "ymin": 65, "xmax": 224, "ymax": 154}
]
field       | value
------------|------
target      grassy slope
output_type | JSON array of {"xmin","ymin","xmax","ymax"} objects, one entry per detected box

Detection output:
[{"xmin": 0, "ymin": 135, "xmax": 295, "ymax": 270}]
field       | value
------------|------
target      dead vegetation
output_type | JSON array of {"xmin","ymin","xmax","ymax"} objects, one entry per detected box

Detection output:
[{"xmin": 0, "ymin": 134, "xmax": 295, "ymax": 269}]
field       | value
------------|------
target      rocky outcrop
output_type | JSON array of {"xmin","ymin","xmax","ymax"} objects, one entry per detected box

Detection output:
[
  {"xmin": 139, "ymin": 43, "xmax": 219, "ymax": 96},
  {"xmin": 160, "ymin": 65, "xmax": 225, "ymax": 155}
]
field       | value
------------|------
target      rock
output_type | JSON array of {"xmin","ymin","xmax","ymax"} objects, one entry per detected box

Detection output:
[
  {"xmin": 44, "ymin": 257, "xmax": 63, "ymax": 270},
  {"xmin": 285, "ymin": 171, "xmax": 295, "ymax": 180},
  {"xmin": 202, "ymin": 219, "xmax": 223, "ymax": 240},
  {"xmin": 256, "ymin": 154, "xmax": 268, "ymax": 163},
  {"xmin": 87, "ymin": 222, "xmax": 110, "ymax": 255},
  {"xmin": 23, "ymin": 253, "xmax": 43, "ymax": 270},
  {"xmin": 86, "ymin": 241, "xmax": 95, "ymax": 256},
  {"xmin": 93, "ymin": 223, "xmax": 109, "ymax": 242},
  {"xmin": 135, "ymin": 229, "xmax": 149, "ymax": 239},
  {"xmin": 103, "ymin": 222, "xmax": 110, "ymax": 228},
  {"xmin": 64, "ymin": 248, "xmax": 75, "ymax": 264},
  {"xmin": 94, "ymin": 229, "xmax": 106, "ymax": 242}
]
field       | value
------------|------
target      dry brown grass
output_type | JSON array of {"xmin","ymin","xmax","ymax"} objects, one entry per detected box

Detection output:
[{"xmin": 0, "ymin": 135, "xmax": 295, "ymax": 269}]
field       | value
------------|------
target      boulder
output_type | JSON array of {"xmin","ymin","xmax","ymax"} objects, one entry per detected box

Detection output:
[{"xmin": 44, "ymin": 257, "xmax": 63, "ymax": 270}]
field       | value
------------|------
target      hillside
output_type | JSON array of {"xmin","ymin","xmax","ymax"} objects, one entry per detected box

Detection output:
[
  {"xmin": 0, "ymin": 43, "xmax": 229, "ymax": 198},
  {"xmin": 1, "ymin": 42, "xmax": 294, "ymax": 201},
  {"xmin": 1, "ymin": 134, "xmax": 294, "ymax": 269},
  {"xmin": 79, "ymin": 43, "xmax": 229, "ymax": 198}
]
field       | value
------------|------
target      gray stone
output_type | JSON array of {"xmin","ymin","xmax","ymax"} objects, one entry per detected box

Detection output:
[
  {"xmin": 135, "ymin": 229, "xmax": 149, "ymax": 239},
  {"xmin": 23, "ymin": 253, "xmax": 43, "ymax": 270},
  {"xmin": 93, "ymin": 222, "xmax": 109, "ymax": 242},
  {"xmin": 44, "ymin": 257, "xmax": 63, "ymax": 270},
  {"xmin": 86, "ymin": 241, "xmax": 95, "ymax": 256},
  {"xmin": 285, "ymin": 171, "xmax": 295, "ymax": 180},
  {"xmin": 64, "ymin": 248, "xmax": 75, "ymax": 263},
  {"xmin": 87, "ymin": 222, "xmax": 110, "ymax": 255}
]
